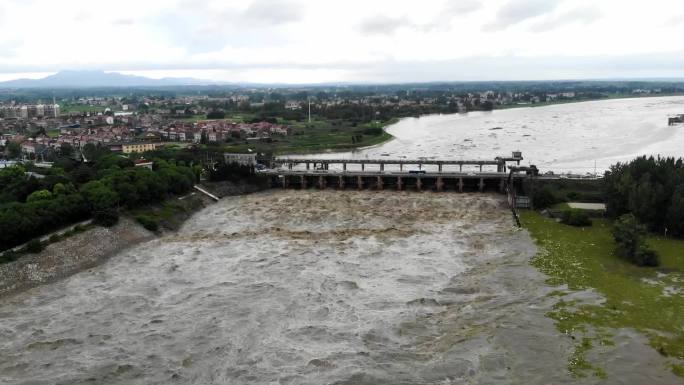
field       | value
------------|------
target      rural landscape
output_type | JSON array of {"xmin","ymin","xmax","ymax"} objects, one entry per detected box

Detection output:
[{"xmin": 1, "ymin": 0, "xmax": 683, "ymax": 384}]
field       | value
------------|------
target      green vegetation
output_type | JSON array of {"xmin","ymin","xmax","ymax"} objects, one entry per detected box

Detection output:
[
  {"xmin": 24, "ymin": 239, "xmax": 44, "ymax": 254},
  {"xmin": 527, "ymin": 179, "xmax": 604, "ymax": 207},
  {"xmin": 221, "ymin": 118, "xmax": 395, "ymax": 155},
  {"xmin": 604, "ymin": 156, "xmax": 684, "ymax": 236},
  {"xmin": 0, "ymin": 144, "xmax": 197, "ymax": 253},
  {"xmin": 135, "ymin": 214, "xmax": 159, "ymax": 232},
  {"xmin": 521, "ymin": 211, "xmax": 684, "ymax": 378},
  {"xmin": 612, "ymin": 213, "xmax": 659, "ymax": 267},
  {"xmin": 131, "ymin": 199, "xmax": 205, "ymax": 232},
  {"xmin": 59, "ymin": 104, "xmax": 105, "ymax": 114},
  {"xmin": 560, "ymin": 209, "xmax": 592, "ymax": 227}
]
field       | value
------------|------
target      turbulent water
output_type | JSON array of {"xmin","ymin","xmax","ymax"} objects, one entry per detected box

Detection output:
[
  {"xmin": 0, "ymin": 192, "xmax": 568, "ymax": 384},
  {"xmin": 1, "ymin": 192, "xmax": 677, "ymax": 384},
  {"xmin": 289, "ymin": 96, "xmax": 684, "ymax": 173}
]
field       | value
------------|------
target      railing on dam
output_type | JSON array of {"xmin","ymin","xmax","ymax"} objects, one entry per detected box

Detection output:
[
  {"xmin": 263, "ymin": 152, "xmax": 532, "ymax": 191},
  {"xmin": 272, "ymin": 152, "xmax": 524, "ymax": 173}
]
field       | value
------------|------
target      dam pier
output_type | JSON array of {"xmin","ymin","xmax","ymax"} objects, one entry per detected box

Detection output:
[{"xmin": 260, "ymin": 151, "xmax": 536, "ymax": 195}]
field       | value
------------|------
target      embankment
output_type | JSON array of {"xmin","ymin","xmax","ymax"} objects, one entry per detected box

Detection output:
[
  {"xmin": 0, "ymin": 217, "xmax": 153, "ymax": 297},
  {"xmin": 0, "ymin": 179, "xmax": 266, "ymax": 298}
]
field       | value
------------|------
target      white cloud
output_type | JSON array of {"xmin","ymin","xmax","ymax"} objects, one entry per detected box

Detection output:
[
  {"xmin": 528, "ymin": 5, "xmax": 602, "ymax": 32},
  {"xmin": 0, "ymin": 0, "xmax": 682, "ymax": 83},
  {"xmin": 485, "ymin": 0, "xmax": 564, "ymax": 30},
  {"xmin": 359, "ymin": 15, "xmax": 411, "ymax": 35}
]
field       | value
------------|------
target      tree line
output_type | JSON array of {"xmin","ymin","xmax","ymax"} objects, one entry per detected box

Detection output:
[
  {"xmin": 601, "ymin": 156, "xmax": 684, "ymax": 266},
  {"xmin": 604, "ymin": 156, "xmax": 684, "ymax": 237},
  {"xmin": 0, "ymin": 145, "xmax": 197, "ymax": 251}
]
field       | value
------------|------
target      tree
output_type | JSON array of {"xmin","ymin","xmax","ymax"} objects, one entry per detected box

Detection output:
[
  {"xmin": 207, "ymin": 110, "xmax": 226, "ymax": 119},
  {"xmin": 604, "ymin": 156, "xmax": 684, "ymax": 236},
  {"xmin": 6, "ymin": 142, "xmax": 21, "ymax": 159},
  {"xmin": 59, "ymin": 143, "xmax": 74, "ymax": 157},
  {"xmin": 26, "ymin": 189, "xmax": 53, "ymax": 203},
  {"xmin": 612, "ymin": 214, "xmax": 659, "ymax": 266},
  {"xmin": 80, "ymin": 180, "xmax": 119, "ymax": 212},
  {"xmin": 481, "ymin": 100, "xmax": 495, "ymax": 111},
  {"xmin": 666, "ymin": 187, "xmax": 684, "ymax": 236},
  {"xmin": 532, "ymin": 187, "xmax": 556, "ymax": 209}
]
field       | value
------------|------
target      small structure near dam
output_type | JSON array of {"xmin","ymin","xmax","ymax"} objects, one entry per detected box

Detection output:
[{"xmin": 669, "ymin": 114, "xmax": 684, "ymax": 126}]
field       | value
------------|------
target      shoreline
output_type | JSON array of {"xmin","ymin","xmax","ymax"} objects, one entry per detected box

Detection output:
[
  {"xmin": 0, "ymin": 180, "xmax": 266, "ymax": 299},
  {"xmin": 0, "ymin": 216, "xmax": 156, "ymax": 298}
]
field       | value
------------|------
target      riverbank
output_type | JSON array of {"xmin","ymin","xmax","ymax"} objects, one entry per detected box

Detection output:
[
  {"xmin": 520, "ymin": 210, "xmax": 684, "ymax": 380},
  {"xmin": 0, "ymin": 217, "xmax": 154, "ymax": 297},
  {"xmin": 496, "ymin": 92, "xmax": 684, "ymax": 111},
  {"xmin": 0, "ymin": 180, "xmax": 267, "ymax": 298}
]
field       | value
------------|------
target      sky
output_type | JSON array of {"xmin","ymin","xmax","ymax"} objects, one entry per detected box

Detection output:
[{"xmin": 0, "ymin": 0, "xmax": 683, "ymax": 83}]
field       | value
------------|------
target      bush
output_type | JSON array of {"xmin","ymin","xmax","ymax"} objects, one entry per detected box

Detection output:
[
  {"xmin": 612, "ymin": 213, "xmax": 659, "ymax": 266},
  {"xmin": 362, "ymin": 127, "xmax": 383, "ymax": 136},
  {"xmin": 634, "ymin": 245, "xmax": 659, "ymax": 267},
  {"xmin": 566, "ymin": 191, "xmax": 579, "ymax": 200},
  {"xmin": 207, "ymin": 110, "xmax": 226, "ymax": 119},
  {"xmin": 93, "ymin": 209, "xmax": 119, "ymax": 227},
  {"xmin": 135, "ymin": 215, "xmax": 159, "ymax": 232},
  {"xmin": 0, "ymin": 250, "xmax": 19, "ymax": 264},
  {"xmin": 24, "ymin": 239, "xmax": 44, "ymax": 254},
  {"xmin": 533, "ymin": 187, "xmax": 557, "ymax": 209},
  {"xmin": 561, "ymin": 209, "xmax": 592, "ymax": 227}
]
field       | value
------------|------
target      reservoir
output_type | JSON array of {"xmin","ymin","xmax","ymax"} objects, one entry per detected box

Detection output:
[{"xmin": 290, "ymin": 96, "xmax": 684, "ymax": 173}]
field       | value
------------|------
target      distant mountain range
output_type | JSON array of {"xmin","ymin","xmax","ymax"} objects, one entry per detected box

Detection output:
[
  {"xmin": 0, "ymin": 70, "xmax": 219, "ymax": 88},
  {"xmin": 2, "ymin": 70, "xmax": 684, "ymax": 89}
]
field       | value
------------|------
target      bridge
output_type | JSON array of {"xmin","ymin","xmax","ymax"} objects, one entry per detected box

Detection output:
[
  {"xmin": 260, "ymin": 152, "xmax": 535, "ymax": 194},
  {"xmin": 272, "ymin": 151, "xmax": 523, "ymax": 173}
]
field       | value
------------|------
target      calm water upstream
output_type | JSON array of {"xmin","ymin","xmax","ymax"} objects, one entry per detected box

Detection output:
[
  {"xmin": 1, "ymin": 98, "xmax": 683, "ymax": 384},
  {"xmin": 289, "ymin": 96, "xmax": 684, "ymax": 173}
]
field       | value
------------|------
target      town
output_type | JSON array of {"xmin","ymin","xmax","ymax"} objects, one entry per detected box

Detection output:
[{"xmin": 1, "ymin": 80, "xmax": 682, "ymax": 161}]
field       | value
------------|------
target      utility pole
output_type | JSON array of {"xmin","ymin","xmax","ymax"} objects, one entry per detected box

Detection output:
[{"xmin": 308, "ymin": 97, "xmax": 312, "ymax": 124}]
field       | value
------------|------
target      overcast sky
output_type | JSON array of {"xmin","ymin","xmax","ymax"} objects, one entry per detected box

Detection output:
[{"xmin": 0, "ymin": 0, "xmax": 683, "ymax": 83}]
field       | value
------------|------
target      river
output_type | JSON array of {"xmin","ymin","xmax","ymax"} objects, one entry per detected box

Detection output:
[
  {"xmin": 0, "ymin": 191, "xmax": 678, "ymax": 384},
  {"xmin": 1, "ymin": 97, "xmax": 683, "ymax": 384},
  {"xmin": 288, "ymin": 96, "xmax": 684, "ymax": 174}
]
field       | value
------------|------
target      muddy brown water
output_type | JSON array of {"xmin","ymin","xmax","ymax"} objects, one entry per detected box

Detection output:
[{"xmin": 0, "ymin": 191, "xmax": 677, "ymax": 384}]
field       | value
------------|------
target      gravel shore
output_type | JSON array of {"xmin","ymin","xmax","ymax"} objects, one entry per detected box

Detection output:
[{"xmin": 0, "ymin": 217, "xmax": 154, "ymax": 297}]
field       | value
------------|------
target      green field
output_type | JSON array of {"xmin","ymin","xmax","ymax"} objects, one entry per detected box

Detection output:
[
  {"xmin": 59, "ymin": 104, "xmax": 107, "ymax": 114},
  {"xmin": 520, "ymin": 211, "xmax": 684, "ymax": 378}
]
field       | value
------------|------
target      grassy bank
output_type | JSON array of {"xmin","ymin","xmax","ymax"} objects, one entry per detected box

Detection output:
[
  {"xmin": 222, "ymin": 118, "xmax": 395, "ymax": 155},
  {"xmin": 520, "ymin": 211, "xmax": 684, "ymax": 378},
  {"xmin": 129, "ymin": 193, "xmax": 208, "ymax": 232}
]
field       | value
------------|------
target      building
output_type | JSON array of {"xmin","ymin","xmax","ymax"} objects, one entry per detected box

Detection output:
[
  {"xmin": 224, "ymin": 153, "xmax": 257, "ymax": 167},
  {"xmin": 0, "ymin": 104, "xmax": 60, "ymax": 119},
  {"xmin": 122, "ymin": 142, "xmax": 161, "ymax": 154},
  {"xmin": 285, "ymin": 101, "xmax": 301, "ymax": 110},
  {"xmin": 133, "ymin": 159, "xmax": 154, "ymax": 170}
]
